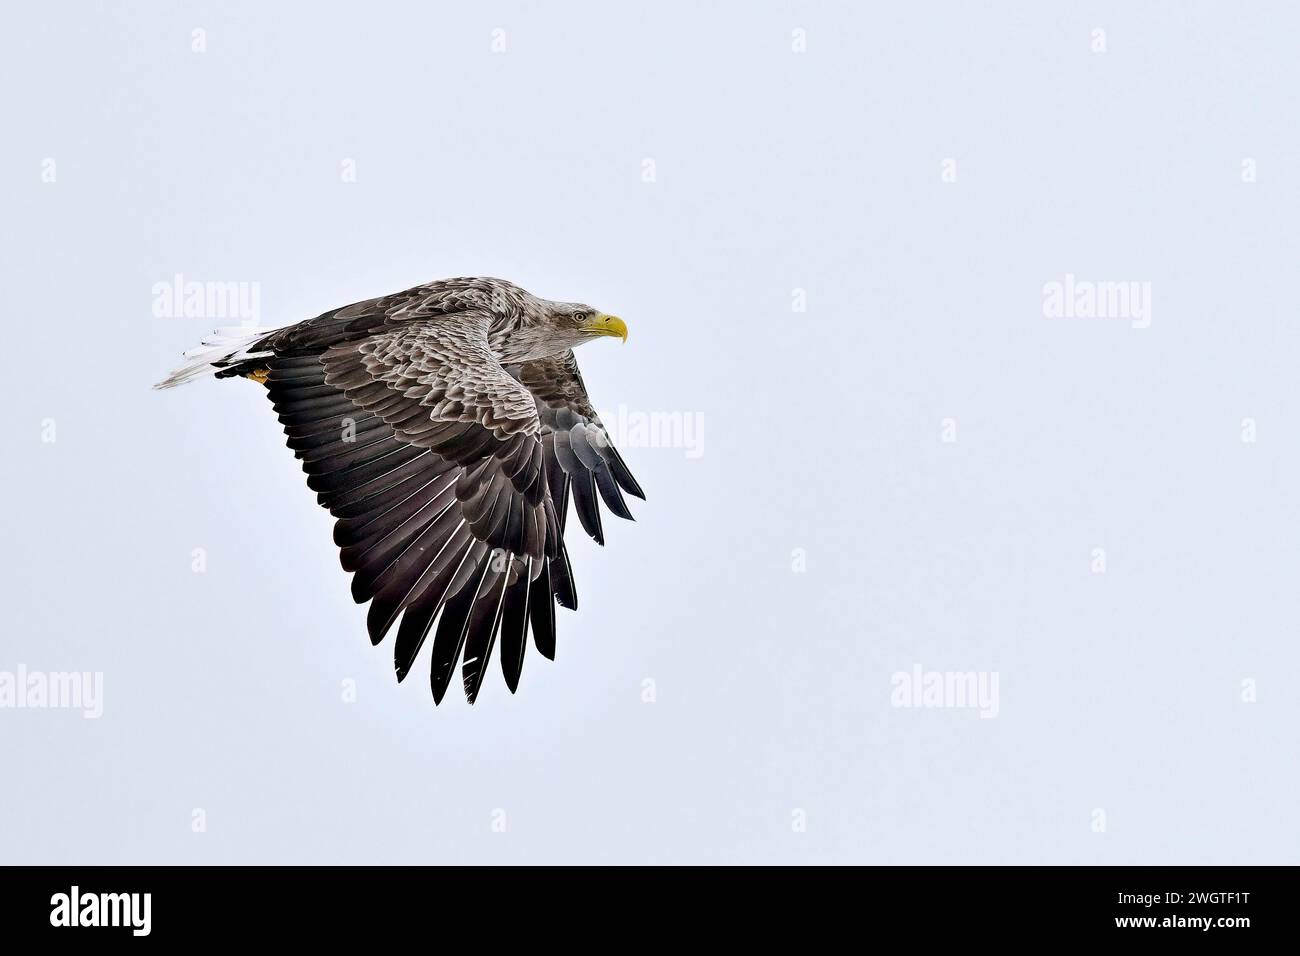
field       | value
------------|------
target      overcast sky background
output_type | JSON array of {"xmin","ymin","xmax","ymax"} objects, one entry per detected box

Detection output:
[{"xmin": 3, "ymin": 1, "xmax": 1299, "ymax": 864}]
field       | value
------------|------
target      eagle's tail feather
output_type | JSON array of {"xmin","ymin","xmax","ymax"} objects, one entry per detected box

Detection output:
[{"xmin": 154, "ymin": 326, "xmax": 277, "ymax": 389}]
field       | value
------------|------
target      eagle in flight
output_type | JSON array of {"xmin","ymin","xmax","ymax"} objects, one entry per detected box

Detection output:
[{"xmin": 157, "ymin": 277, "xmax": 644, "ymax": 705}]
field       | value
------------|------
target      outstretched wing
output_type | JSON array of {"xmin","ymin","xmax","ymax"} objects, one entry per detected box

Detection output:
[
  {"xmin": 266, "ymin": 309, "xmax": 561, "ymax": 704},
  {"xmin": 515, "ymin": 350, "xmax": 645, "ymax": 548},
  {"xmin": 261, "ymin": 312, "xmax": 642, "ymax": 705}
]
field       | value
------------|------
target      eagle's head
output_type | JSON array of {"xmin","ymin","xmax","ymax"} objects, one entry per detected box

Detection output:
[
  {"xmin": 492, "ymin": 285, "xmax": 628, "ymax": 363},
  {"xmin": 543, "ymin": 301, "xmax": 628, "ymax": 346}
]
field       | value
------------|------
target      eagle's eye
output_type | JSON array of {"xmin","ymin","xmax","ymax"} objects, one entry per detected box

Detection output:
[{"xmin": 572, "ymin": 311, "xmax": 588, "ymax": 324}]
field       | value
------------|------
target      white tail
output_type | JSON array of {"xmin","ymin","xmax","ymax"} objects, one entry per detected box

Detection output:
[{"xmin": 154, "ymin": 326, "xmax": 277, "ymax": 389}]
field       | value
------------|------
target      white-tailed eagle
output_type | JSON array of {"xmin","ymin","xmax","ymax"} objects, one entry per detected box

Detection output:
[{"xmin": 157, "ymin": 277, "xmax": 644, "ymax": 704}]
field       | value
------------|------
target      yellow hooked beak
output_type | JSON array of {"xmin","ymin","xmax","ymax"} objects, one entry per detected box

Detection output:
[{"xmin": 580, "ymin": 313, "xmax": 628, "ymax": 343}]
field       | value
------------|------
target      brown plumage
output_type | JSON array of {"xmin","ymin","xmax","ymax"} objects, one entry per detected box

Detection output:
[{"xmin": 157, "ymin": 277, "xmax": 643, "ymax": 704}]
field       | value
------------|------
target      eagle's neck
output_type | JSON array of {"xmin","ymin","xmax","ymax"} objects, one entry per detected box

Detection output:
[{"xmin": 489, "ymin": 322, "xmax": 566, "ymax": 365}]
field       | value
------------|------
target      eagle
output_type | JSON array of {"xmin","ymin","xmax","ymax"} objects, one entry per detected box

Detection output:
[{"xmin": 156, "ymin": 277, "xmax": 644, "ymax": 705}]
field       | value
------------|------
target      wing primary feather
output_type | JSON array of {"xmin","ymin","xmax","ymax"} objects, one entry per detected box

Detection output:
[
  {"xmin": 528, "ymin": 560, "xmax": 557, "ymax": 660},
  {"xmin": 605, "ymin": 445, "xmax": 645, "ymax": 500},
  {"xmin": 498, "ymin": 559, "xmax": 532, "ymax": 692},
  {"xmin": 551, "ymin": 537, "xmax": 577, "ymax": 610},
  {"xmin": 593, "ymin": 464, "xmax": 634, "ymax": 520},
  {"xmin": 393, "ymin": 535, "xmax": 477, "ymax": 682},
  {"xmin": 429, "ymin": 559, "xmax": 492, "ymax": 704},
  {"xmin": 551, "ymin": 471, "xmax": 571, "ymax": 535},
  {"xmin": 570, "ymin": 469, "xmax": 604, "ymax": 545},
  {"xmin": 461, "ymin": 567, "xmax": 511, "ymax": 704}
]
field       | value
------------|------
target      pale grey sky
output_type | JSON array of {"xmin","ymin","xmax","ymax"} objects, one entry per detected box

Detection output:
[{"xmin": 2, "ymin": 1, "xmax": 1298, "ymax": 864}]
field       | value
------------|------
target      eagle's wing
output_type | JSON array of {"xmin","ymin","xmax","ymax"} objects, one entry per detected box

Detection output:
[
  {"xmin": 481, "ymin": 349, "xmax": 647, "ymax": 674},
  {"xmin": 266, "ymin": 308, "xmax": 563, "ymax": 703},
  {"xmin": 515, "ymin": 350, "xmax": 645, "ymax": 548},
  {"xmin": 271, "ymin": 308, "xmax": 556, "ymax": 702}
]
